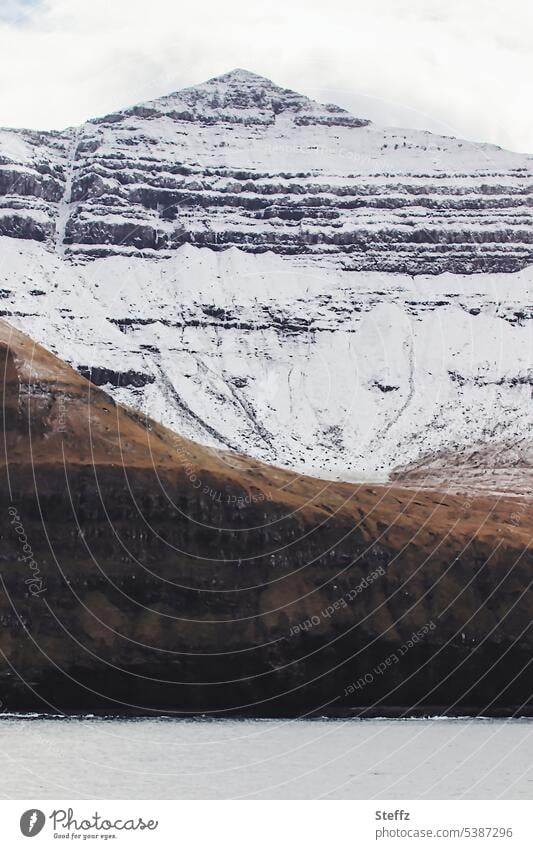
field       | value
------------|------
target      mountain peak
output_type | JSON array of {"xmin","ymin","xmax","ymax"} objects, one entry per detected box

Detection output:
[
  {"xmin": 208, "ymin": 68, "xmax": 271, "ymax": 84},
  {"xmin": 95, "ymin": 69, "xmax": 370, "ymax": 129}
]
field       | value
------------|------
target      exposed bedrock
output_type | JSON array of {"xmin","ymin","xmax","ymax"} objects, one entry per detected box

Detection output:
[{"xmin": 0, "ymin": 70, "xmax": 531, "ymax": 272}]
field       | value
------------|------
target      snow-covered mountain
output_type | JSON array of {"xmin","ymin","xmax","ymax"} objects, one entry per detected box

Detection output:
[
  {"xmin": 0, "ymin": 70, "xmax": 532, "ymax": 481},
  {"xmin": 1, "ymin": 69, "xmax": 532, "ymax": 272}
]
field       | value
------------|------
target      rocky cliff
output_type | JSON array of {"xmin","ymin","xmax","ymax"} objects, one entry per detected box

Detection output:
[
  {"xmin": 1, "ymin": 321, "xmax": 532, "ymax": 716},
  {"xmin": 1, "ymin": 69, "xmax": 532, "ymax": 273}
]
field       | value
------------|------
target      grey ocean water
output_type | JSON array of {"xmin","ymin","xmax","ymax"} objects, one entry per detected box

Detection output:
[{"xmin": 0, "ymin": 717, "xmax": 532, "ymax": 799}]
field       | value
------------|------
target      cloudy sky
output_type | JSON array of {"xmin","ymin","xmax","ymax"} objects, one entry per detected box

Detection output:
[{"xmin": 0, "ymin": 0, "xmax": 531, "ymax": 152}]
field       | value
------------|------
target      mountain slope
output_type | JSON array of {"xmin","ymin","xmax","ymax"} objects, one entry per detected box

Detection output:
[
  {"xmin": 1, "ymin": 319, "xmax": 532, "ymax": 715},
  {"xmin": 1, "ymin": 69, "xmax": 532, "ymax": 272},
  {"xmin": 0, "ymin": 70, "xmax": 531, "ymax": 482},
  {"xmin": 1, "ymin": 237, "xmax": 532, "ymax": 481},
  {"xmin": 392, "ymin": 440, "xmax": 533, "ymax": 497}
]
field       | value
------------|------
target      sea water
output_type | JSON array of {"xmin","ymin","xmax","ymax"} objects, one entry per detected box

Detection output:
[{"xmin": 0, "ymin": 717, "xmax": 532, "ymax": 799}]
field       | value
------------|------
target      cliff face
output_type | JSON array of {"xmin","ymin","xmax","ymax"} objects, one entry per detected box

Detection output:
[
  {"xmin": 1, "ymin": 320, "xmax": 532, "ymax": 716},
  {"xmin": 0, "ymin": 126, "xmax": 71, "ymax": 244},
  {"xmin": 1, "ymin": 69, "xmax": 532, "ymax": 273}
]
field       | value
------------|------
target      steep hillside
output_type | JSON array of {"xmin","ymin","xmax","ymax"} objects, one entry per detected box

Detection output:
[
  {"xmin": 1, "ymin": 320, "xmax": 532, "ymax": 715},
  {"xmin": 1, "ymin": 69, "xmax": 532, "ymax": 273}
]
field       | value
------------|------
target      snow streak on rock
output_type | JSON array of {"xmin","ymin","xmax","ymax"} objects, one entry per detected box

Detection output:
[{"xmin": 0, "ymin": 69, "xmax": 532, "ymax": 273}]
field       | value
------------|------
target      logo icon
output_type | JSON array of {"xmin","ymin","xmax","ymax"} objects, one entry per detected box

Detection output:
[{"xmin": 20, "ymin": 809, "xmax": 46, "ymax": 837}]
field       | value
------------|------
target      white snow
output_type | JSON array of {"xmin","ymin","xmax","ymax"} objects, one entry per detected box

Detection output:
[
  {"xmin": 0, "ymin": 237, "xmax": 531, "ymax": 480},
  {"xmin": 1, "ymin": 70, "xmax": 531, "ymax": 269}
]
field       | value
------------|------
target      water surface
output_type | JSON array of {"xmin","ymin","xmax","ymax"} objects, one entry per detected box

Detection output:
[{"xmin": 0, "ymin": 717, "xmax": 532, "ymax": 799}]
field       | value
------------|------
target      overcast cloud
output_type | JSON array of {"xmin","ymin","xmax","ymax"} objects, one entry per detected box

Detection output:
[{"xmin": 0, "ymin": 0, "xmax": 531, "ymax": 153}]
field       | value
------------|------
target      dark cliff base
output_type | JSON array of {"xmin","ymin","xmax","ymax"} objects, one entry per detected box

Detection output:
[
  {"xmin": 2, "ymin": 462, "xmax": 532, "ymax": 718},
  {"xmin": 3, "ymin": 650, "xmax": 533, "ymax": 719}
]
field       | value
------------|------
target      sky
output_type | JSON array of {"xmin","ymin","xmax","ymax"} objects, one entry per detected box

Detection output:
[{"xmin": 0, "ymin": 0, "xmax": 531, "ymax": 153}]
